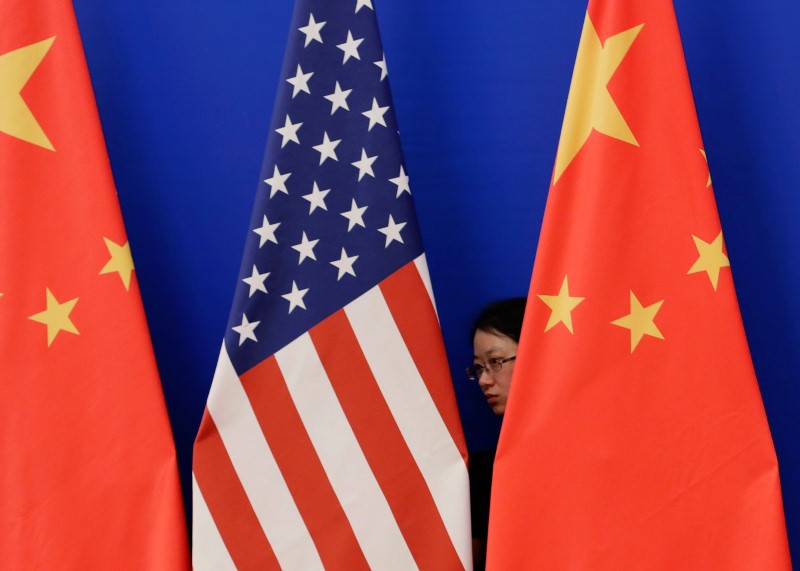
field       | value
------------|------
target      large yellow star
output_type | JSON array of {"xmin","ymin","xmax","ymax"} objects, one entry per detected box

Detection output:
[
  {"xmin": 537, "ymin": 275, "xmax": 585, "ymax": 333},
  {"xmin": 553, "ymin": 14, "xmax": 643, "ymax": 183},
  {"xmin": 687, "ymin": 232, "xmax": 729, "ymax": 290},
  {"xmin": 611, "ymin": 291, "xmax": 664, "ymax": 352},
  {"xmin": 100, "ymin": 237, "xmax": 135, "ymax": 290},
  {"xmin": 0, "ymin": 37, "xmax": 55, "ymax": 150},
  {"xmin": 28, "ymin": 288, "xmax": 79, "ymax": 346}
]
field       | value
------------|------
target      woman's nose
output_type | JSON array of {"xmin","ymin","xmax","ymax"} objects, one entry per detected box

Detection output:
[{"xmin": 477, "ymin": 371, "xmax": 494, "ymax": 387}]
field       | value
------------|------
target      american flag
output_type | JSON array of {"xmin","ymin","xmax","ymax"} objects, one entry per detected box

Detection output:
[{"xmin": 191, "ymin": 1, "xmax": 471, "ymax": 569}]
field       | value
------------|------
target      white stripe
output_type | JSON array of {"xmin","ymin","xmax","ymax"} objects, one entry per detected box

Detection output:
[
  {"xmin": 191, "ymin": 474, "xmax": 237, "ymax": 571},
  {"xmin": 414, "ymin": 254, "xmax": 439, "ymax": 319},
  {"xmin": 206, "ymin": 344, "xmax": 324, "ymax": 571},
  {"xmin": 346, "ymin": 286, "xmax": 472, "ymax": 570},
  {"xmin": 276, "ymin": 334, "xmax": 418, "ymax": 571}
]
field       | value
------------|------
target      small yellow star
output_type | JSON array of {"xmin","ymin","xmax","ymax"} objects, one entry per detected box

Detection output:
[
  {"xmin": 100, "ymin": 237, "xmax": 135, "ymax": 290},
  {"xmin": 687, "ymin": 232, "xmax": 729, "ymax": 290},
  {"xmin": 553, "ymin": 13, "xmax": 643, "ymax": 183},
  {"xmin": 28, "ymin": 288, "xmax": 79, "ymax": 346},
  {"xmin": 0, "ymin": 37, "xmax": 55, "ymax": 150},
  {"xmin": 537, "ymin": 275, "xmax": 585, "ymax": 333},
  {"xmin": 700, "ymin": 149, "xmax": 712, "ymax": 187},
  {"xmin": 611, "ymin": 291, "xmax": 664, "ymax": 352}
]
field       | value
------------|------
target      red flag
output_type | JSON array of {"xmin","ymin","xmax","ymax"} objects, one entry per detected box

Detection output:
[
  {"xmin": 0, "ymin": 1, "xmax": 190, "ymax": 568},
  {"xmin": 487, "ymin": 0, "xmax": 791, "ymax": 568}
]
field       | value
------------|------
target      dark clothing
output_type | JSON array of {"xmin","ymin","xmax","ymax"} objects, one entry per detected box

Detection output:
[{"xmin": 469, "ymin": 448, "xmax": 496, "ymax": 570}]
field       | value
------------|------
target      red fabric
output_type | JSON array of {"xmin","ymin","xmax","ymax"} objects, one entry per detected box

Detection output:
[
  {"xmin": 0, "ymin": 1, "xmax": 189, "ymax": 568},
  {"xmin": 487, "ymin": 0, "xmax": 791, "ymax": 568},
  {"xmin": 193, "ymin": 260, "xmax": 470, "ymax": 569}
]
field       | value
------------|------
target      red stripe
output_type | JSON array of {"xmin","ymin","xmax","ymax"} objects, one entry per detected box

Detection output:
[
  {"xmin": 240, "ymin": 356, "xmax": 371, "ymax": 571},
  {"xmin": 311, "ymin": 309, "xmax": 463, "ymax": 571},
  {"xmin": 192, "ymin": 412, "xmax": 280, "ymax": 571},
  {"xmin": 381, "ymin": 262, "xmax": 468, "ymax": 458}
]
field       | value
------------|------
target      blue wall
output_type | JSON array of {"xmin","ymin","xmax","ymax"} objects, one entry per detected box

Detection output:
[{"xmin": 72, "ymin": 0, "xmax": 800, "ymax": 562}]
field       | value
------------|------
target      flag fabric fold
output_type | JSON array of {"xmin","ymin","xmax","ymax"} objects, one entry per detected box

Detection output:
[
  {"xmin": 487, "ymin": 0, "xmax": 792, "ymax": 568},
  {"xmin": 0, "ymin": 1, "xmax": 190, "ymax": 569},
  {"xmin": 191, "ymin": 1, "xmax": 471, "ymax": 569}
]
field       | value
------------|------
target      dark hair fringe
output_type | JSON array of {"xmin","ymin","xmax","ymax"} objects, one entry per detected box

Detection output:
[{"xmin": 470, "ymin": 297, "xmax": 527, "ymax": 343}]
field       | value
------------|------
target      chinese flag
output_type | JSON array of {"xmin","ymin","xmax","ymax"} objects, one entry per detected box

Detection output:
[
  {"xmin": 0, "ymin": 1, "xmax": 189, "ymax": 569},
  {"xmin": 487, "ymin": 0, "xmax": 792, "ymax": 569}
]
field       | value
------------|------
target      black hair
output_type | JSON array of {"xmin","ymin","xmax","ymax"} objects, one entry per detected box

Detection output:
[{"xmin": 470, "ymin": 297, "xmax": 527, "ymax": 343}]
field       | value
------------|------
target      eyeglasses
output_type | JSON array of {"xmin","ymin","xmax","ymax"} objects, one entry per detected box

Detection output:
[{"xmin": 465, "ymin": 356, "xmax": 516, "ymax": 381}]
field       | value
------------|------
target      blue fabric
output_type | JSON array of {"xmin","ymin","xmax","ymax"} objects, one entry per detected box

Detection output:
[{"xmin": 224, "ymin": 0, "xmax": 422, "ymax": 372}]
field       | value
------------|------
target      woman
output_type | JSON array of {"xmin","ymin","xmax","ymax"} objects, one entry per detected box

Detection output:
[{"xmin": 466, "ymin": 297, "xmax": 527, "ymax": 570}]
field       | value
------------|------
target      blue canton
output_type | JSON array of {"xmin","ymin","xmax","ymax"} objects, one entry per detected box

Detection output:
[{"xmin": 225, "ymin": 0, "xmax": 423, "ymax": 374}]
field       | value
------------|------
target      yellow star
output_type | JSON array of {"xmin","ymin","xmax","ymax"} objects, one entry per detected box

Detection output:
[
  {"xmin": 537, "ymin": 275, "xmax": 585, "ymax": 333},
  {"xmin": 688, "ymin": 232, "xmax": 729, "ymax": 290},
  {"xmin": 611, "ymin": 291, "xmax": 664, "ymax": 352},
  {"xmin": 700, "ymin": 149, "xmax": 712, "ymax": 187},
  {"xmin": 0, "ymin": 37, "xmax": 55, "ymax": 150},
  {"xmin": 28, "ymin": 288, "xmax": 79, "ymax": 346},
  {"xmin": 100, "ymin": 237, "xmax": 135, "ymax": 290},
  {"xmin": 553, "ymin": 14, "xmax": 643, "ymax": 183}
]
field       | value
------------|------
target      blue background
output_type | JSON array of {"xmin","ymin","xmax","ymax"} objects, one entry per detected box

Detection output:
[{"xmin": 71, "ymin": 0, "xmax": 800, "ymax": 562}]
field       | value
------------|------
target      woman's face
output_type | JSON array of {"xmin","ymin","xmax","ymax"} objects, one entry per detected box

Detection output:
[{"xmin": 472, "ymin": 329, "xmax": 518, "ymax": 416}]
